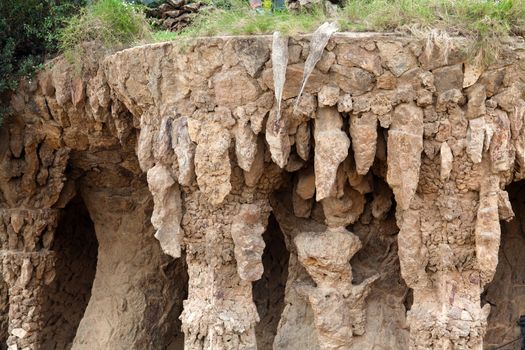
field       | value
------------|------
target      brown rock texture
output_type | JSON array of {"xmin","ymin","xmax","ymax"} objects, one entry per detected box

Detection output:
[{"xmin": 2, "ymin": 32, "xmax": 525, "ymax": 350}]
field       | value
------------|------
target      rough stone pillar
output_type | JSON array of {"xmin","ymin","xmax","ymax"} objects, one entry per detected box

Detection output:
[
  {"xmin": 179, "ymin": 190, "xmax": 271, "ymax": 350},
  {"xmin": 271, "ymin": 190, "xmax": 377, "ymax": 350},
  {"xmin": 72, "ymin": 186, "xmax": 183, "ymax": 349},
  {"xmin": 389, "ymin": 101, "xmax": 516, "ymax": 349},
  {"xmin": 397, "ymin": 184, "xmax": 497, "ymax": 350},
  {"xmin": 0, "ymin": 208, "xmax": 59, "ymax": 350}
]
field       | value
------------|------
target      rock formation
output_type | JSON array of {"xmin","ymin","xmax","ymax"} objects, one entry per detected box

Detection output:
[{"xmin": 1, "ymin": 31, "xmax": 525, "ymax": 349}]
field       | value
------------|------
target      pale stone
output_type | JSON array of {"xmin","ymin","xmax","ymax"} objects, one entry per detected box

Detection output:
[
  {"xmin": 489, "ymin": 109, "xmax": 513, "ymax": 173},
  {"xmin": 433, "ymin": 64, "xmax": 464, "ymax": 93},
  {"xmin": 466, "ymin": 84, "xmax": 486, "ymax": 119},
  {"xmin": 440, "ymin": 141, "xmax": 453, "ymax": 181},
  {"xmin": 334, "ymin": 44, "xmax": 383, "ymax": 76},
  {"xmin": 295, "ymin": 122, "xmax": 311, "ymax": 161},
  {"xmin": 317, "ymin": 85, "xmax": 340, "ymax": 106},
  {"xmin": 376, "ymin": 41, "xmax": 417, "ymax": 77},
  {"xmin": 147, "ymin": 164, "xmax": 183, "ymax": 258},
  {"xmin": 464, "ymin": 60, "xmax": 483, "ymax": 88},
  {"xmin": 337, "ymin": 94, "xmax": 353, "ymax": 113},
  {"xmin": 192, "ymin": 120, "xmax": 232, "ymax": 205},
  {"xmin": 314, "ymin": 107, "xmax": 350, "ymax": 201},
  {"xmin": 231, "ymin": 204, "xmax": 269, "ymax": 281},
  {"xmin": 321, "ymin": 187, "xmax": 365, "ymax": 227},
  {"xmin": 295, "ymin": 227, "xmax": 378, "ymax": 348},
  {"xmin": 476, "ymin": 176, "xmax": 501, "ymax": 286},
  {"xmin": 244, "ymin": 136, "xmax": 265, "ymax": 187},
  {"xmin": 387, "ymin": 103, "xmax": 424, "ymax": 210},
  {"xmin": 497, "ymin": 190, "xmax": 514, "ymax": 222},
  {"xmin": 234, "ymin": 118, "xmax": 258, "ymax": 171},
  {"xmin": 172, "ymin": 117, "xmax": 196, "ymax": 186},
  {"xmin": 11, "ymin": 328, "xmax": 27, "ymax": 339},
  {"xmin": 18, "ymin": 259, "xmax": 33, "ymax": 288},
  {"xmin": 466, "ymin": 117, "xmax": 486, "ymax": 163},
  {"xmin": 296, "ymin": 167, "xmax": 316, "ymax": 200},
  {"xmin": 213, "ymin": 68, "xmax": 260, "ymax": 108},
  {"xmin": 349, "ymin": 112, "xmax": 377, "ymax": 175},
  {"xmin": 266, "ymin": 109, "xmax": 291, "ymax": 168}
]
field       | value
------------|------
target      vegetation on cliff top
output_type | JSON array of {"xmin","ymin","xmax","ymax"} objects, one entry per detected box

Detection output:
[
  {"xmin": 0, "ymin": 0, "xmax": 86, "ymax": 124},
  {"xmin": 153, "ymin": 0, "xmax": 525, "ymax": 63},
  {"xmin": 158, "ymin": 0, "xmax": 525, "ymax": 38},
  {"xmin": 60, "ymin": 0, "xmax": 151, "ymax": 67}
]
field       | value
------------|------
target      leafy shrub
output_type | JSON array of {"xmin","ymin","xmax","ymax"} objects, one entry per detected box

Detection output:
[
  {"xmin": 0, "ymin": 0, "xmax": 86, "ymax": 124},
  {"xmin": 60, "ymin": 0, "xmax": 152, "ymax": 68}
]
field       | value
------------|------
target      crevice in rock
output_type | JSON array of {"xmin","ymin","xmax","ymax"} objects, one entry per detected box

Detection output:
[
  {"xmin": 164, "ymin": 252, "xmax": 189, "ymax": 350},
  {"xmin": 253, "ymin": 213, "xmax": 289, "ymax": 350},
  {"xmin": 0, "ymin": 277, "xmax": 7, "ymax": 350},
  {"xmin": 483, "ymin": 180, "xmax": 525, "ymax": 349},
  {"xmin": 41, "ymin": 195, "xmax": 98, "ymax": 350}
]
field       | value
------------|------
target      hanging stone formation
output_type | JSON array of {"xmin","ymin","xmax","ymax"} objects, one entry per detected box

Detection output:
[{"xmin": 2, "ymin": 23, "xmax": 525, "ymax": 350}]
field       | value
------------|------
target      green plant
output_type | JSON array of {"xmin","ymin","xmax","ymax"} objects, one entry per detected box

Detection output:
[
  {"xmin": 152, "ymin": 0, "xmax": 326, "ymax": 40},
  {"xmin": 60, "ymin": 0, "xmax": 152, "ymax": 68},
  {"xmin": 340, "ymin": 0, "xmax": 525, "ymax": 63},
  {"xmin": 0, "ymin": 0, "xmax": 86, "ymax": 123},
  {"xmin": 151, "ymin": 0, "xmax": 525, "ymax": 65}
]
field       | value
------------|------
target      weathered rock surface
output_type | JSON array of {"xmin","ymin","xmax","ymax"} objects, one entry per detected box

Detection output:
[{"xmin": 2, "ymin": 32, "xmax": 525, "ymax": 350}]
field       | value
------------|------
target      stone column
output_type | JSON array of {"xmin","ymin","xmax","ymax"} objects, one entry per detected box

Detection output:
[
  {"xmin": 72, "ymin": 187, "xmax": 184, "ymax": 350},
  {"xmin": 388, "ymin": 100, "xmax": 516, "ymax": 349},
  {"xmin": 271, "ymin": 190, "xmax": 377, "ymax": 350},
  {"xmin": 0, "ymin": 208, "xmax": 59, "ymax": 350},
  {"xmin": 180, "ymin": 191, "xmax": 271, "ymax": 350}
]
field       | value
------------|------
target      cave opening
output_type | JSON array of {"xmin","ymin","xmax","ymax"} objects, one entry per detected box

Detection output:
[
  {"xmin": 253, "ymin": 213, "xmax": 290, "ymax": 350},
  {"xmin": 41, "ymin": 195, "xmax": 98, "ymax": 349},
  {"xmin": 484, "ymin": 180, "xmax": 525, "ymax": 349}
]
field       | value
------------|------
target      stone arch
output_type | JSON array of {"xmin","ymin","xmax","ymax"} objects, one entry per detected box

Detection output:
[{"xmin": 70, "ymin": 185, "xmax": 189, "ymax": 350}]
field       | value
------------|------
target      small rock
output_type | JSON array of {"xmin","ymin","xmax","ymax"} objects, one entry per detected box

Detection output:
[
  {"xmin": 330, "ymin": 65, "xmax": 375, "ymax": 96},
  {"xmin": 463, "ymin": 60, "xmax": 483, "ymax": 88},
  {"xmin": 466, "ymin": 84, "xmax": 486, "ymax": 119},
  {"xmin": 376, "ymin": 41, "xmax": 417, "ymax": 77},
  {"xmin": 337, "ymin": 94, "xmax": 353, "ymax": 113},
  {"xmin": 433, "ymin": 64, "xmax": 464, "ymax": 93},
  {"xmin": 440, "ymin": 142, "xmax": 453, "ymax": 181},
  {"xmin": 318, "ymin": 85, "xmax": 340, "ymax": 106},
  {"xmin": 296, "ymin": 167, "xmax": 316, "ymax": 200},
  {"xmin": 334, "ymin": 44, "xmax": 383, "ymax": 76},
  {"xmin": 377, "ymin": 71, "xmax": 397, "ymax": 90},
  {"xmin": 316, "ymin": 51, "xmax": 336, "ymax": 74},
  {"xmin": 11, "ymin": 328, "xmax": 27, "ymax": 339}
]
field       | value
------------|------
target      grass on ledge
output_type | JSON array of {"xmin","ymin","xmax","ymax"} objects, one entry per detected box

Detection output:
[
  {"xmin": 152, "ymin": 1, "xmax": 327, "ymax": 40},
  {"xmin": 60, "ymin": 0, "xmax": 151, "ymax": 69},
  {"xmin": 153, "ymin": 0, "xmax": 525, "ymax": 63}
]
